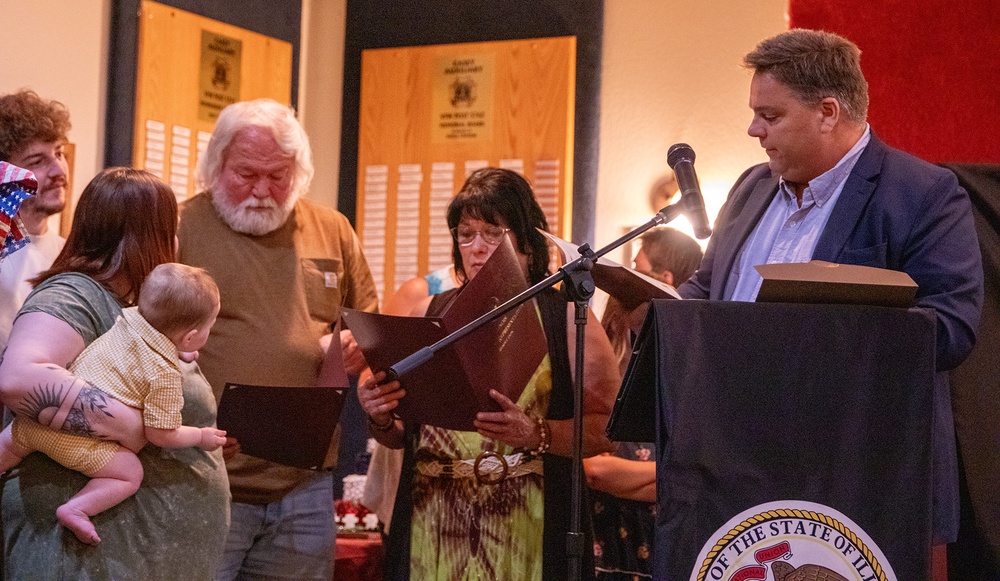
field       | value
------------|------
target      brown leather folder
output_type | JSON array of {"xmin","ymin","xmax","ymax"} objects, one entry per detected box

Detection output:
[
  {"xmin": 542, "ymin": 230, "xmax": 680, "ymax": 310},
  {"xmin": 317, "ymin": 321, "xmax": 350, "ymax": 388},
  {"xmin": 343, "ymin": 236, "xmax": 547, "ymax": 431},
  {"xmin": 755, "ymin": 260, "xmax": 917, "ymax": 307}
]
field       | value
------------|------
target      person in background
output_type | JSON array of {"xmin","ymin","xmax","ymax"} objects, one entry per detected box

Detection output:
[
  {"xmin": 362, "ymin": 263, "xmax": 460, "ymax": 535},
  {"xmin": 386, "ymin": 264, "xmax": 460, "ymax": 317},
  {"xmin": 359, "ymin": 167, "xmax": 620, "ymax": 580},
  {"xmin": 0, "ymin": 167, "xmax": 230, "ymax": 580},
  {"xmin": 599, "ymin": 227, "xmax": 703, "ymax": 377},
  {"xmin": 0, "ymin": 262, "xmax": 226, "ymax": 545},
  {"xmin": 0, "ymin": 90, "xmax": 70, "ymax": 351},
  {"xmin": 586, "ymin": 226, "xmax": 702, "ymax": 581},
  {"xmin": 177, "ymin": 98, "xmax": 379, "ymax": 581},
  {"xmin": 677, "ymin": 29, "xmax": 983, "ymax": 548}
]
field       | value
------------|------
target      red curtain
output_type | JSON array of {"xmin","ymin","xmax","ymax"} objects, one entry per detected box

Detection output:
[{"xmin": 789, "ymin": 0, "xmax": 1000, "ymax": 163}]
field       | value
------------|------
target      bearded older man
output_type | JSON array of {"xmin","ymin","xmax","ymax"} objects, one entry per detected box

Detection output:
[{"xmin": 177, "ymin": 98, "xmax": 378, "ymax": 581}]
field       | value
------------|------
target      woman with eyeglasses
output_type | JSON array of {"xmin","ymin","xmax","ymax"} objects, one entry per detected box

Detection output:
[{"xmin": 358, "ymin": 167, "xmax": 619, "ymax": 581}]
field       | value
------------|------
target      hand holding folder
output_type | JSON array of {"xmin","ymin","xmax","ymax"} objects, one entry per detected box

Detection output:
[{"xmin": 343, "ymin": 236, "xmax": 547, "ymax": 431}]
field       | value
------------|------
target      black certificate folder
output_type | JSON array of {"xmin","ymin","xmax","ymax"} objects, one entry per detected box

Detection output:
[
  {"xmin": 217, "ymin": 384, "xmax": 345, "ymax": 470},
  {"xmin": 606, "ymin": 301, "xmax": 661, "ymax": 443}
]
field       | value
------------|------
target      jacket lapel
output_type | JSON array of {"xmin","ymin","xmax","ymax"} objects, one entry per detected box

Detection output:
[
  {"xmin": 812, "ymin": 134, "xmax": 886, "ymax": 261},
  {"xmin": 712, "ymin": 170, "xmax": 779, "ymax": 298}
]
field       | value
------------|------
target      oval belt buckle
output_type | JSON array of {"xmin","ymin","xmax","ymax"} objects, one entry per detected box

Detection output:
[{"xmin": 473, "ymin": 450, "xmax": 509, "ymax": 486}]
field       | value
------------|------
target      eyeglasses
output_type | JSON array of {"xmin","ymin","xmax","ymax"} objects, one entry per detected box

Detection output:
[{"xmin": 450, "ymin": 225, "xmax": 510, "ymax": 247}]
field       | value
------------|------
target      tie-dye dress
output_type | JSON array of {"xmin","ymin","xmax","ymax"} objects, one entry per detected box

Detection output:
[{"xmin": 408, "ymin": 356, "xmax": 552, "ymax": 581}]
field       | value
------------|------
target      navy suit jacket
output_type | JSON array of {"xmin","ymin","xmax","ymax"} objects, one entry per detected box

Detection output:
[{"xmin": 677, "ymin": 133, "xmax": 984, "ymax": 542}]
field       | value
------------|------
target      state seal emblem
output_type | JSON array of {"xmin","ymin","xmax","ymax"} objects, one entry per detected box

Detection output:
[{"xmin": 690, "ymin": 501, "xmax": 896, "ymax": 581}]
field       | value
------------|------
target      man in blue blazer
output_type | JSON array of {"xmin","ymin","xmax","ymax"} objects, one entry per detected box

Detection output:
[{"xmin": 677, "ymin": 29, "xmax": 983, "ymax": 544}]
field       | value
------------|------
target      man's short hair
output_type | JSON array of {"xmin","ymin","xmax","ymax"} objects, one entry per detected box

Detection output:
[
  {"xmin": 196, "ymin": 98, "xmax": 313, "ymax": 199},
  {"xmin": 0, "ymin": 90, "xmax": 71, "ymax": 161},
  {"xmin": 639, "ymin": 227, "xmax": 704, "ymax": 285},
  {"xmin": 744, "ymin": 29, "xmax": 869, "ymax": 124},
  {"xmin": 139, "ymin": 263, "xmax": 220, "ymax": 337}
]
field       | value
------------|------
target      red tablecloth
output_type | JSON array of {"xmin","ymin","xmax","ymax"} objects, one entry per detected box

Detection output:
[{"xmin": 333, "ymin": 532, "xmax": 383, "ymax": 580}]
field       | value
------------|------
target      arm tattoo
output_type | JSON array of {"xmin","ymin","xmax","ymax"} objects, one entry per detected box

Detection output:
[
  {"xmin": 18, "ymin": 383, "xmax": 68, "ymax": 423},
  {"xmin": 62, "ymin": 384, "xmax": 115, "ymax": 439},
  {"xmin": 18, "ymin": 378, "xmax": 114, "ymax": 439}
]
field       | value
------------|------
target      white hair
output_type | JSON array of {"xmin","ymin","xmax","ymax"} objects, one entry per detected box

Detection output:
[{"xmin": 196, "ymin": 98, "xmax": 314, "ymax": 199}]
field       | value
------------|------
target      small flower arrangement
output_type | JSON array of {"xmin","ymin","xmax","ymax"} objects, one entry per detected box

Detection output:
[{"xmin": 334, "ymin": 499, "xmax": 379, "ymax": 531}]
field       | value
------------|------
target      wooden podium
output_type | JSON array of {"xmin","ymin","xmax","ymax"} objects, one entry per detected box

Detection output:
[{"xmin": 609, "ymin": 300, "xmax": 936, "ymax": 580}]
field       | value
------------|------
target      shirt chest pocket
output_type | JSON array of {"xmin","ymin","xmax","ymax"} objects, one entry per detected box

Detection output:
[{"xmin": 301, "ymin": 258, "xmax": 343, "ymax": 324}]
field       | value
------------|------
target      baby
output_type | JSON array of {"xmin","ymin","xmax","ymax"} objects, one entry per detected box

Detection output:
[{"xmin": 0, "ymin": 262, "xmax": 226, "ymax": 544}]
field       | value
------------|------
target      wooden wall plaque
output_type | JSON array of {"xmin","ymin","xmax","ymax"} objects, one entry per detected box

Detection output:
[
  {"xmin": 133, "ymin": 0, "xmax": 292, "ymax": 201},
  {"xmin": 357, "ymin": 36, "xmax": 576, "ymax": 302}
]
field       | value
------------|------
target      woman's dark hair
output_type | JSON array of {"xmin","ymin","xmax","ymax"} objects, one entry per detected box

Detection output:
[
  {"xmin": 447, "ymin": 168, "xmax": 550, "ymax": 285},
  {"xmin": 34, "ymin": 167, "xmax": 178, "ymax": 304}
]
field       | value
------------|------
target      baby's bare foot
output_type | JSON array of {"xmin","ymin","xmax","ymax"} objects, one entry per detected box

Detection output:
[{"xmin": 56, "ymin": 504, "xmax": 101, "ymax": 545}]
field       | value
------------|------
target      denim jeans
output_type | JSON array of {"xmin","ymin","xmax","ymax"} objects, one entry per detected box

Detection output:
[{"xmin": 215, "ymin": 472, "xmax": 336, "ymax": 581}]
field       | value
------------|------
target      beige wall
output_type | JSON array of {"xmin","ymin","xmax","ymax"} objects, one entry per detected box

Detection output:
[
  {"xmin": 297, "ymin": 0, "xmax": 789, "ymax": 254},
  {"xmin": 298, "ymin": 0, "xmax": 347, "ymax": 209},
  {"xmin": 0, "ymin": 0, "xmax": 787, "ymax": 250},
  {"xmin": 0, "ymin": 0, "xmax": 110, "ymax": 231},
  {"xmin": 598, "ymin": 1, "xmax": 787, "ymax": 256}
]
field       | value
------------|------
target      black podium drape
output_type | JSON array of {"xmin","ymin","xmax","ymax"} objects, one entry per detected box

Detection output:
[
  {"xmin": 612, "ymin": 300, "xmax": 937, "ymax": 580},
  {"xmin": 940, "ymin": 163, "xmax": 1000, "ymax": 578}
]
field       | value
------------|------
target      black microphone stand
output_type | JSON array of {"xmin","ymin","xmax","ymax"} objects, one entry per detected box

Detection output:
[{"xmin": 386, "ymin": 201, "xmax": 690, "ymax": 580}]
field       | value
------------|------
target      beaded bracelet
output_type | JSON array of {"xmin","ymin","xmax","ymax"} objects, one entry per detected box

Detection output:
[
  {"xmin": 529, "ymin": 415, "xmax": 551, "ymax": 457},
  {"xmin": 367, "ymin": 413, "xmax": 395, "ymax": 432}
]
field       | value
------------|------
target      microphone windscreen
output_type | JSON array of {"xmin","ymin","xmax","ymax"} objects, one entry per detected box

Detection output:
[{"xmin": 667, "ymin": 143, "xmax": 696, "ymax": 168}]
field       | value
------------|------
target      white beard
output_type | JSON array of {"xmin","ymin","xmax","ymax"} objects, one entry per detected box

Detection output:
[{"xmin": 212, "ymin": 189, "xmax": 298, "ymax": 236}]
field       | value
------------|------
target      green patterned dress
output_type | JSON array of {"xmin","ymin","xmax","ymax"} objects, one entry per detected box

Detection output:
[{"xmin": 409, "ymin": 356, "xmax": 552, "ymax": 581}]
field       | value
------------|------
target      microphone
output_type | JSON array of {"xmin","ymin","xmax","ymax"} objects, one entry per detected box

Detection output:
[{"xmin": 667, "ymin": 143, "xmax": 712, "ymax": 239}]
